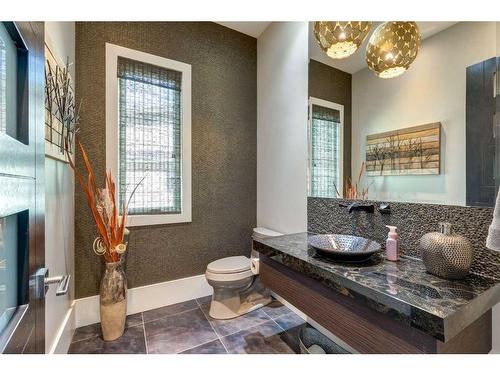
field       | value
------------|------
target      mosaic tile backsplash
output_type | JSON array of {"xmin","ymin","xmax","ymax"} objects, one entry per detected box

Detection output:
[{"xmin": 307, "ymin": 197, "xmax": 500, "ymax": 280}]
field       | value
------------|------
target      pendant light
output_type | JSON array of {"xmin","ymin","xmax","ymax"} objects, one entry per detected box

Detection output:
[
  {"xmin": 314, "ymin": 21, "xmax": 373, "ymax": 59},
  {"xmin": 365, "ymin": 21, "xmax": 421, "ymax": 79}
]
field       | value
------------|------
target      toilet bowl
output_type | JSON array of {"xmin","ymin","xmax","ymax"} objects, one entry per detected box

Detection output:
[{"xmin": 205, "ymin": 227, "xmax": 282, "ymax": 320}]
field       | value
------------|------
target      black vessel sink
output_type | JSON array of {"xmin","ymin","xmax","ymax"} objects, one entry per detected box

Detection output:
[{"xmin": 308, "ymin": 234, "xmax": 382, "ymax": 262}]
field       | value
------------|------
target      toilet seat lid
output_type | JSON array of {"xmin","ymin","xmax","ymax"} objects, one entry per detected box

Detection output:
[{"xmin": 207, "ymin": 256, "xmax": 250, "ymax": 274}]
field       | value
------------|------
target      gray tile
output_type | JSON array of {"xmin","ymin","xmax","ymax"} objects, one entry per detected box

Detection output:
[
  {"xmin": 68, "ymin": 325, "xmax": 146, "ymax": 354},
  {"xmin": 261, "ymin": 300, "xmax": 292, "ymax": 319},
  {"xmin": 274, "ymin": 313, "xmax": 307, "ymax": 354},
  {"xmin": 179, "ymin": 339, "xmax": 227, "ymax": 354},
  {"xmin": 71, "ymin": 322, "xmax": 101, "ymax": 343},
  {"xmin": 145, "ymin": 308, "xmax": 217, "ymax": 354},
  {"xmin": 200, "ymin": 302, "xmax": 271, "ymax": 337},
  {"xmin": 274, "ymin": 312, "xmax": 305, "ymax": 331},
  {"xmin": 221, "ymin": 320, "xmax": 297, "ymax": 354},
  {"xmin": 196, "ymin": 295, "xmax": 212, "ymax": 306},
  {"xmin": 142, "ymin": 299, "xmax": 198, "ymax": 323},
  {"xmin": 71, "ymin": 313, "xmax": 143, "ymax": 343},
  {"xmin": 125, "ymin": 312, "xmax": 144, "ymax": 328}
]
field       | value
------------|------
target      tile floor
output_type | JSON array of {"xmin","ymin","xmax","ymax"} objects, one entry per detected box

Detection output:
[{"xmin": 68, "ymin": 297, "xmax": 308, "ymax": 354}]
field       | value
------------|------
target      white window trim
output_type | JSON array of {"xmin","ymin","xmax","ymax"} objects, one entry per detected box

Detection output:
[
  {"xmin": 307, "ymin": 97, "xmax": 344, "ymax": 198},
  {"xmin": 106, "ymin": 43, "xmax": 192, "ymax": 226}
]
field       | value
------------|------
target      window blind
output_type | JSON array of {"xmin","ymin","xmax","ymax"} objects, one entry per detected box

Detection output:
[
  {"xmin": 311, "ymin": 104, "xmax": 341, "ymax": 198},
  {"xmin": 118, "ymin": 56, "xmax": 182, "ymax": 215}
]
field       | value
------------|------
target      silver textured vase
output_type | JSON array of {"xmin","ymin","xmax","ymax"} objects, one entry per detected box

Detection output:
[
  {"xmin": 419, "ymin": 222, "xmax": 473, "ymax": 280},
  {"xmin": 100, "ymin": 259, "xmax": 127, "ymax": 341}
]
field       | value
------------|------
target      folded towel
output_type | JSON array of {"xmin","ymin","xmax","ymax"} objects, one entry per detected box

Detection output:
[{"xmin": 486, "ymin": 189, "xmax": 500, "ymax": 252}]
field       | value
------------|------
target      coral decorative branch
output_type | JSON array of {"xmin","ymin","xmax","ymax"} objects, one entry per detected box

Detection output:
[
  {"xmin": 66, "ymin": 140, "xmax": 143, "ymax": 263},
  {"xmin": 333, "ymin": 162, "xmax": 372, "ymax": 200}
]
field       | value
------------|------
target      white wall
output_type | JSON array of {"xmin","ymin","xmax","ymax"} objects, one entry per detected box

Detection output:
[
  {"xmin": 257, "ymin": 22, "xmax": 309, "ymax": 234},
  {"xmin": 44, "ymin": 21, "xmax": 76, "ymax": 354},
  {"xmin": 45, "ymin": 22, "xmax": 75, "ymax": 78},
  {"xmin": 352, "ymin": 22, "xmax": 497, "ymax": 205}
]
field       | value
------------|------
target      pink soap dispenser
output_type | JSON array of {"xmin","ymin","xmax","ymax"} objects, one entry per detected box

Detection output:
[{"xmin": 385, "ymin": 225, "xmax": 400, "ymax": 261}]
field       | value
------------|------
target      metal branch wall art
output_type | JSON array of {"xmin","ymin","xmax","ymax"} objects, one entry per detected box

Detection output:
[
  {"xmin": 45, "ymin": 44, "xmax": 80, "ymax": 160},
  {"xmin": 365, "ymin": 122, "xmax": 441, "ymax": 176}
]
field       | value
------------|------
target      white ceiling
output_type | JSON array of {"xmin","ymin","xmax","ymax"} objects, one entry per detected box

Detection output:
[
  {"xmin": 309, "ymin": 22, "xmax": 458, "ymax": 74},
  {"xmin": 216, "ymin": 22, "xmax": 271, "ymax": 38},
  {"xmin": 215, "ymin": 22, "xmax": 459, "ymax": 72}
]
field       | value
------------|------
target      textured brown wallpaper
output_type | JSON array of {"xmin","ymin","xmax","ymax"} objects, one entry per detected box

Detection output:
[
  {"xmin": 75, "ymin": 22, "xmax": 257, "ymax": 298},
  {"xmin": 308, "ymin": 59, "xmax": 352, "ymax": 180}
]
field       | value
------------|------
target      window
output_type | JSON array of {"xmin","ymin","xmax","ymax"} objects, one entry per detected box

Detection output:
[
  {"xmin": 106, "ymin": 44, "xmax": 191, "ymax": 226},
  {"xmin": 0, "ymin": 211, "xmax": 28, "ymax": 344},
  {"xmin": 1, "ymin": 22, "xmax": 27, "ymax": 144},
  {"xmin": 308, "ymin": 97, "xmax": 344, "ymax": 198}
]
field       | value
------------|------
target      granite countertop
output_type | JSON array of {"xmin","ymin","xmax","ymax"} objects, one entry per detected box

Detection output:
[{"xmin": 253, "ymin": 232, "xmax": 500, "ymax": 342}]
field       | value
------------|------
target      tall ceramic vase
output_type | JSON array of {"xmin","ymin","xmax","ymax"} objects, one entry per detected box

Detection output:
[{"xmin": 100, "ymin": 258, "xmax": 127, "ymax": 341}]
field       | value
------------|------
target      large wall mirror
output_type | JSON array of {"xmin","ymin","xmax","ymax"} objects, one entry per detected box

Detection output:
[{"xmin": 308, "ymin": 21, "xmax": 499, "ymax": 207}]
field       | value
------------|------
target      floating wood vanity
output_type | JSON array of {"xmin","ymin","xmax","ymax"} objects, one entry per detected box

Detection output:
[{"xmin": 253, "ymin": 233, "xmax": 500, "ymax": 354}]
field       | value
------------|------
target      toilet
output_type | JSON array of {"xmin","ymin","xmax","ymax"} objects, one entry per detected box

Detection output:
[{"xmin": 205, "ymin": 227, "xmax": 282, "ymax": 319}]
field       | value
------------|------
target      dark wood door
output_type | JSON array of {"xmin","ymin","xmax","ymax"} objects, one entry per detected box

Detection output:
[
  {"xmin": 466, "ymin": 56, "xmax": 498, "ymax": 207},
  {"xmin": 0, "ymin": 22, "xmax": 45, "ymax": 354}
]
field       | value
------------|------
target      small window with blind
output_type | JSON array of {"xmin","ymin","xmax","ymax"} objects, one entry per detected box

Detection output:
[
  {"xmin": 308, "ymin": 98, "xmax": 344, "ymax": 198},
  {"xmin": 106, "ymin": 44, "xmax": 192, "ymax": 226}
]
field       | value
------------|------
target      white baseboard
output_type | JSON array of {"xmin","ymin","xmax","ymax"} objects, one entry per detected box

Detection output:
[
  {"xmin": 74, "ymin": 274, "xmax": 213, "ymax": 328},
  {"xmin": 48, "ymin": 303, "xmax": 76, "ymax": 354}
]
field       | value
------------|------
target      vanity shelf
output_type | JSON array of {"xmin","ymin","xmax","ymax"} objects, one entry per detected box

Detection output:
[{"xmin": 253, "ymin": 232, "xmax": 500, "ymax": 354}]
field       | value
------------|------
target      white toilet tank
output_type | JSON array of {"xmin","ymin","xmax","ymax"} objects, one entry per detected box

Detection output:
[{"xmin": 251, "ymin": 227, "xmax": 283, "ymax": 273}]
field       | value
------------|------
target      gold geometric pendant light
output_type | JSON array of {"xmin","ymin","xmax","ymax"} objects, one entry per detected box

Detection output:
[
  {"xmin": 365, "ymin": 21, "xmax": 421, "ymax": 79},
  {"xmin": 314, "ymin": 21, "xmax": 373, "ymax": 59}
]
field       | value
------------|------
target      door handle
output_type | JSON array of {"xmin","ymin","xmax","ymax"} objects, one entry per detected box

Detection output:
[
  {"xmin": 35, "ymin": 268, "xmax": 70, "ymax": 297},
  {"xmin": 45, "ymin": 275, "xmax": 71, "ymax": 296}
]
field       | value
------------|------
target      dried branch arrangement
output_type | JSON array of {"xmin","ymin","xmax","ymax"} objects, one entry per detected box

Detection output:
[
  {"xmin": 67, "ymin": 141, "xmax": 143, "ymax": 263},
  {"xmin": 45, "ymin": 56, "xmax": 80, "ymax": 153},
  {"xmin": 334, "ymin": 162, "xmax": 372, "ymax": 200}
]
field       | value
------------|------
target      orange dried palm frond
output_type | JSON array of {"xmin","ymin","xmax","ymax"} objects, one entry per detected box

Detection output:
[
  {"xmin": 67, "ymin": 144, "xmax": 109, "ymax": 246},
  {"xmin": 340, "ymin": 163, "xmax": 371, "ymax": 200},
  {"xmin": 117, "ymin": 174, "xmax": 146, "ymax": 243},
  {"xmin": 79, "ymin": 142, "xmax": 97, "ymax": 193},
  {"xmin": 358, "ymin": 161, "xmax": 365, "ymax": 182},
  {"xmin": 66, "ymin": 139, "xmax": 143, "ymax": 263},
  {"xmin": 106, "ymin": 171, "xmax": 118, "ymax": 246}
]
